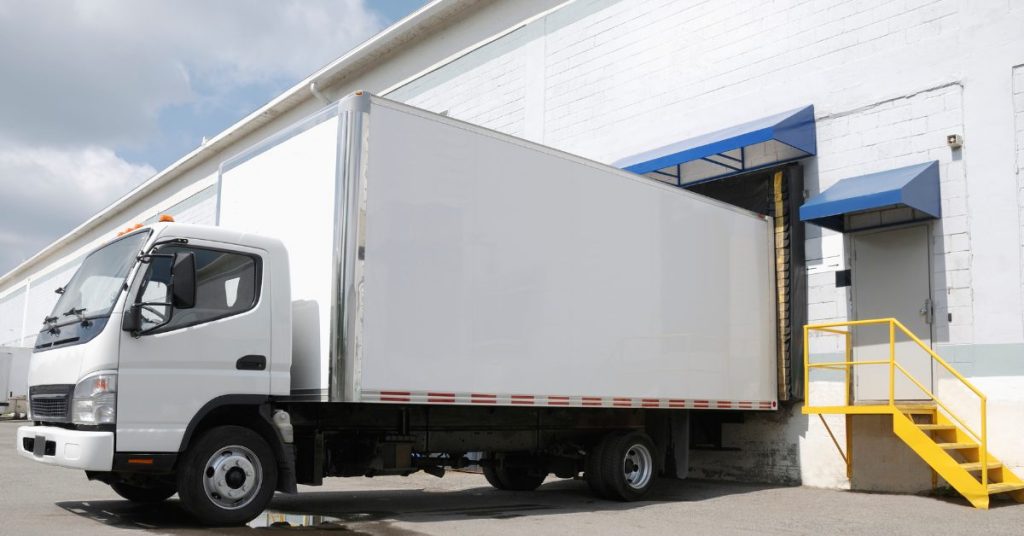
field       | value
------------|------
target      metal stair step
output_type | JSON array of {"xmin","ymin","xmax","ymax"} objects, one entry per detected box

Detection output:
[
  {"xmin": 917, "ymin": 424, "xmax": 956, "ymax": 431},
  {"xmin": 936, "ymin": 442, "xmax": 977, "ymax": 450},
  {"xmin": 987, "ymin": 482, "xmax": 1024, "ymax": 495},
  {"xmin": 897, "ymin": 405, "xmax": 937, "ymax": 415},
  {"xmin": 960, "ymin": 461, "xmax": 1002, "ymax": 471}
]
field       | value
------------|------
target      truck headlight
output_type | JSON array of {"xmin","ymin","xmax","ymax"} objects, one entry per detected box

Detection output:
[{"xmin": 72, "ymin": 372, "xmax": 117, "ymax": 425}]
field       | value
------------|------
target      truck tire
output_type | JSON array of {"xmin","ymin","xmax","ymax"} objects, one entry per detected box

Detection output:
[
  {"xmin": 482, "ymin": 456, "xmax": 547, "ymax": 491},
  {"xmin": 110, "ymin": 480, "xmax": 177, "ymax": 503},
  {"xmin": 594, "ymin": 431, "xmax": 657, "ymax": 501},
  {"xmin": 585, "ymin": 435, "xmax": 612, "ymax": 499},
  {"xmin": 176, "ymin": 425, "xmax": 278, "ymax": 525}
]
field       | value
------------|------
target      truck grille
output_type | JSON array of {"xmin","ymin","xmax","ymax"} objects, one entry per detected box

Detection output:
[{"xmin": 29, "ymin": 384, "xmax": 74, "ymax": 422}]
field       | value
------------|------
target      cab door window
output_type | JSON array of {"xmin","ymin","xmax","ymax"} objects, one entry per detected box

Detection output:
[{"xmin": 138, "ymin": 246, "xmax": 259, "ymax": 333}]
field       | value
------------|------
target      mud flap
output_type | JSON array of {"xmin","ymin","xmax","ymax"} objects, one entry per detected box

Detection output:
[{"xmin": 646, "ymin": 411, "xmax": 689, "ymax": 479}]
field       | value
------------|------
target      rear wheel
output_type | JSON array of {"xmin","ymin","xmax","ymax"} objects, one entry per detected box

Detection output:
[
  {"xmin": 177, "ymin": 425, "xmax": 277, "ymax": 525},
  {"xmin": 588, "ymin": 431, "xmax": 657, "ymax": 501},
  {"xmin": 110, "ymin": 480, "xmax": 176, "ymax": 503},
  {"xmin": 482, "ymin": 455, "xmax": 547, "ymax": 491}
]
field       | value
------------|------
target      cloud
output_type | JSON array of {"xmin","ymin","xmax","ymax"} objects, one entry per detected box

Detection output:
[
  {"xmin": 0, "ymin": 1, "xmax": 385, "ymax": 148},
  {"xmin": 0, "ymin": 145, "xmax": 156, "ymax": 271},
  {"xmin": 0, "ymin": 1, "xmax": 389, "ymax": 275}
]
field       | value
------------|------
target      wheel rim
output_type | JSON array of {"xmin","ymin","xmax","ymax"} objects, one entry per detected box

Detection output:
[
  {"xmin": 202, "ymin": 445, "xmax": 263, "ymax": 510},
  {"xmin": 622, "ymin": 443, "xmax": 653, "ymax": 490}
]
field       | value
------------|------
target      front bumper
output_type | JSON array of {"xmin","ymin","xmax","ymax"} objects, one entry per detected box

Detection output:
[{"xmin": 16, "ymin": 425, "xmax": 113, "ymax": 471}]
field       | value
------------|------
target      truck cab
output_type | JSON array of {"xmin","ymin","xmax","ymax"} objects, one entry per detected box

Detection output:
[{"xmin": 17, "ymin": 221, "xmax": 293, "ymax": 524}]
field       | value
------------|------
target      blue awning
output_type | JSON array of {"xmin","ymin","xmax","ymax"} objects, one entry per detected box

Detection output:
[
  {"xmin": 800, "ymin": 161, "xmax": 941, "ymax": 232},
  {"xmin": 614, "ymin": 105, "xmax": 816, "ymax": 185}
]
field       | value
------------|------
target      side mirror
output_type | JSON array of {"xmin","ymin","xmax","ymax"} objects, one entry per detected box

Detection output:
[
  {"xmin": 122, "ymin": 304, "xmax": 142, "ymax": 335},
  {"xmin": 172, "ymin": 252, "xmax": 197, "ymax": 309}
]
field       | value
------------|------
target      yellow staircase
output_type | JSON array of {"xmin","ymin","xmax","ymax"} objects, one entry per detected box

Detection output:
[{"xmin": 803, "ymin": 318, "xmax": 1024, "ymax": 509}]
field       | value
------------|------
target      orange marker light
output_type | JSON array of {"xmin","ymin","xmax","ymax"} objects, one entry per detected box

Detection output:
[
  {"xmin": 159, "ymin": 214, "xmax": 175, "ymax": 222},
  {"xmin": 132, "ymin": 223, "xmax": 143, "ymax": 230}
]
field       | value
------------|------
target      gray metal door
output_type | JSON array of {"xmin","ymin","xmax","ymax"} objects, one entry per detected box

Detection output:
[{"xmin": 852, "ymin": 225, "xmax": 932, "ymax": 402}]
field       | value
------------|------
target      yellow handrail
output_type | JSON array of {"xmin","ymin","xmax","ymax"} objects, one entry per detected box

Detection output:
[{"xmin": 804, "ymin": 318, "xmax": 988, "ymax": 489}]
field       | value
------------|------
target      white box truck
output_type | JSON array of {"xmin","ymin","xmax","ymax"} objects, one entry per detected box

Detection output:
[{"xmin": 17, "ymin": 94, "xmax": 777, "ymax": 525}]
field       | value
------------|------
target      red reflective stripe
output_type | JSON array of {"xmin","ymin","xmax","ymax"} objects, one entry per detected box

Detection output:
[
  {"xmin": 511, "ymin": 395, "xmax": 534, "ymax": 405},
  {"xmin": 368, "ymin": 390, "xmax": 762, "ymax": 409},
  {"xmin": 548, "ymin": 396, "xmax": 570, "ymax": 406}
]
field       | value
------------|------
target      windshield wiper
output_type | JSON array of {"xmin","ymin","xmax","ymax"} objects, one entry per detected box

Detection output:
[
  {"xmin": 43, "ymin": 315, "xmax": 60, "ymax": 334},
  {"xmin": 62, "ymin": 307, "xmax": 92, "ymax": 327}
]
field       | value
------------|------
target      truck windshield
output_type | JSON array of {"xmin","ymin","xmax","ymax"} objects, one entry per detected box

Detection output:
[{"xmin": 44, "ymin": 231, "xmax": 150, "ymax": 328}]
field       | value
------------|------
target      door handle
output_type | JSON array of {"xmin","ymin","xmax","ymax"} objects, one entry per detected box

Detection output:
[{"xmin": 236, "ymin": 355, "xmax": 267, "ymax": 371}]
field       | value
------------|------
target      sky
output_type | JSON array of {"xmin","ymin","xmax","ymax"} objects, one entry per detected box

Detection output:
[{"xmin": 0, "ymin": 0, "xmax": 428, "ymax": 275}]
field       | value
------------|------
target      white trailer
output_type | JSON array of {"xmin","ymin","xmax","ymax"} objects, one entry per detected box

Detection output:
[{"xmin": 17, "ymin": 93, "xmax": 777, "ymax": 525}]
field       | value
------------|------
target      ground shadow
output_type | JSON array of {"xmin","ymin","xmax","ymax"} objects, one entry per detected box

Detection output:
[{"xmin": 56, "ymin": 477, "xmax": 781, "ymax": 534}]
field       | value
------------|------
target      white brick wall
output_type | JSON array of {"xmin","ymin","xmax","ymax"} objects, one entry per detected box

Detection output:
[
  {"xmin": 811, "ymin": 85, "xmax": 970, "ymax": 346},
  {"xmin": 0, "ymin": 287, "xmax": 26, "ymax": 347},
  {"xmin": 1015, "ymin": 65, "xmax": 1024, "ymax": 333},
  {"xmin": 389, "ymin": 26, "xmax": 531, "ymax": 139},
  {"xmin": 146, "ymin": 185, "xmax": 217, "ymax": 226}
]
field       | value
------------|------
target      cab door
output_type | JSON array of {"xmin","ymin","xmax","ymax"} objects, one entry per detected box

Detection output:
[{"xmin": 116, "ymin": 239, "xmax": 271, "ymax": 453}]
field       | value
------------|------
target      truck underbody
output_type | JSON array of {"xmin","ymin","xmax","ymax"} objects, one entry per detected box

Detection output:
[{"xmin": 282, "ymin": 403, "xmax": 688, "ymax": 485}]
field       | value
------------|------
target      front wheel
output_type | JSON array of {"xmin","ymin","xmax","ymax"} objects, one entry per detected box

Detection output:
[
  {"xmin": 110, "ymin": 480, "xmax": 176, "ymax": 503},
  {"xmin": 176, "ymin": 425, "xmax": 278, "ymax": 525}
]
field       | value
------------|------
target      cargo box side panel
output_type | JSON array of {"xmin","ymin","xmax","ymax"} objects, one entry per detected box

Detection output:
[
  {"xmin": 218, "ymin": 108, "xmax": 343, "ymax": 398},
  {"xmin": 357, "ymin": 100, "xmax": 776, "ymax": 408}
]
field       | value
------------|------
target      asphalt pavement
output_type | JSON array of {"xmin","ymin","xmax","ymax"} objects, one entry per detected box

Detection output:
[{"xmin": 2, "ymin": 421, "xmax": 1024, "ymax": 535}]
